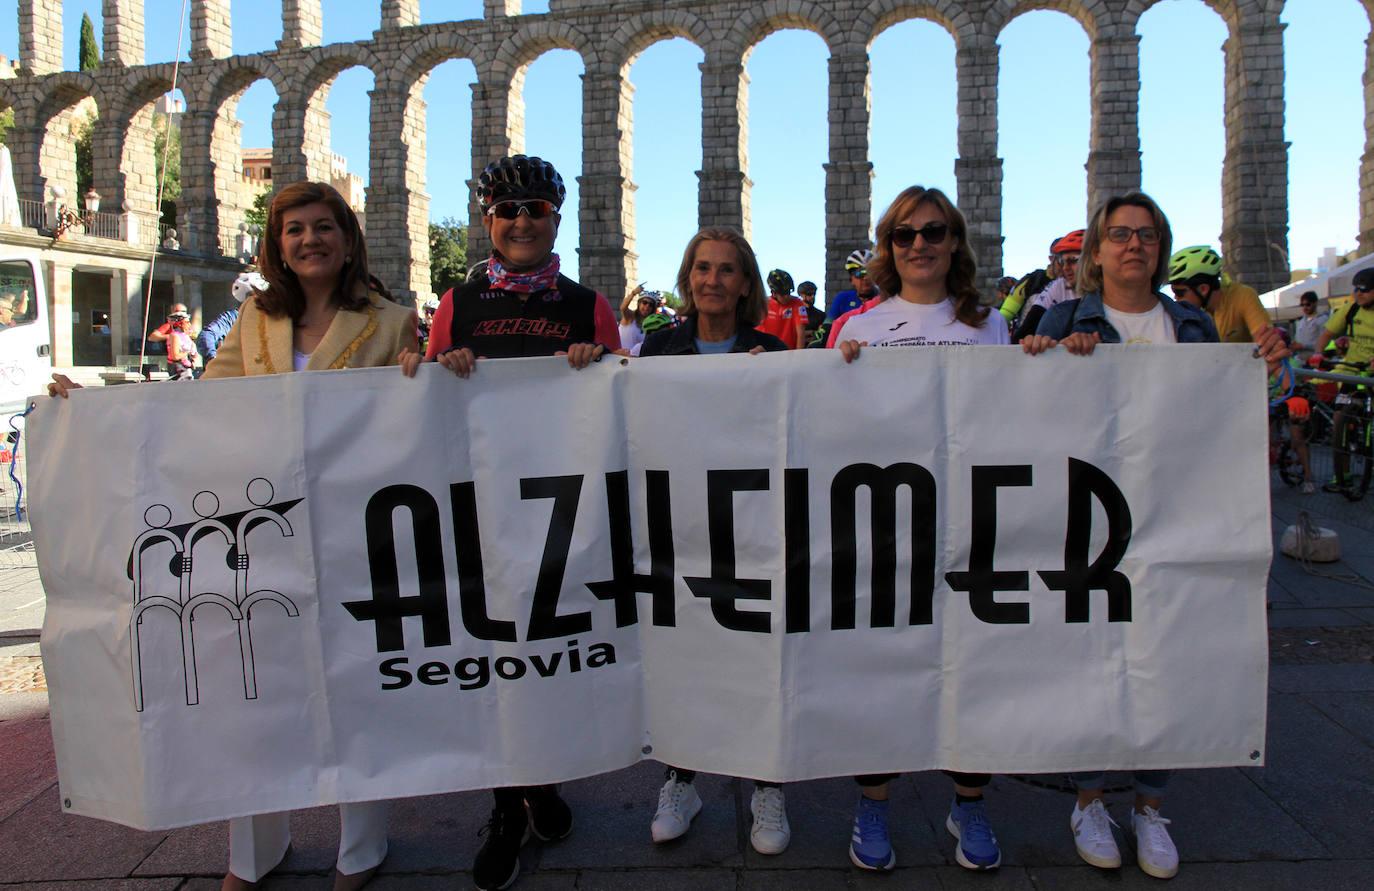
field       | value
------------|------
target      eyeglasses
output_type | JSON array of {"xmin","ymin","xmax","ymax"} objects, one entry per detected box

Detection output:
[
  {"xmin": 486, "ymin": 200, "xmax": 556, "ymax": 220},
  {"xmin": 1105, "ymin": 226, "xmax": 1161, "ymax": 245},
  {"xmin": 890, "ymin": 222, "xmax": 949, "ymax": 248},
  {"xmin": 1355, "ymin": 285, "xmax": 1374, "ymax": 294},
  {"xmin": 1056, "ymin": 254, "xmax": 1081, "ymax": 266},
  {"xmin": 850, "ymin": 269, "xmax": 868, "ymax": 279}
]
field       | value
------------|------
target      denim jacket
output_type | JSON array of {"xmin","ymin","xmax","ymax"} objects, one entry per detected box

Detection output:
[
  {"xmin": 1036, "ymin": 291, "xmax": 1219, "ymax": 344},
  {"xmin": 640, "ymin": 315, "xmax": 788, "ymax": 356}
]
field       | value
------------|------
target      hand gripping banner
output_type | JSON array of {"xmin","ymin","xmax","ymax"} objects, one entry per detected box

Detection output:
[{"xmin": 27, "ymin": 346, "xmax": 1270, "ymax": 830}]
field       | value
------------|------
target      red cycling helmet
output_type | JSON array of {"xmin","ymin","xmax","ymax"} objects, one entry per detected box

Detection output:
[{"xmin": 1051, "ymin": 229, "xmax": 1085, "ymax": 255}]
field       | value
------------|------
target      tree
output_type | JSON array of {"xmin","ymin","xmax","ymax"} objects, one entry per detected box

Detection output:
[
  {"xmin": 152, "ymin": 112, "xmax": 181, "ymax": 202},
  {"xmin": 75, "ymin": 116, "xmax": 93, "ymax": 199},
  {"xmin": 0, "ymin": 108, "xmax": 13, "ymax": 146},
  {"xmin": 429, "ymin": 217, "xmax": 468, "ymax": 297},
  {"xmin": 244, "ymin": 190, "xmax": 271, "ymax": 229},
  {"xmin": 78, "ymin": 13, "xmax": 100, "ymax": 72}
]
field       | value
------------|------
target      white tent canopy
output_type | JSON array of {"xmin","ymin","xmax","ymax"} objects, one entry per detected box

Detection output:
[{"xmin": 1260, "ymin": 252, "xmax": 1374, "ymax": 316}]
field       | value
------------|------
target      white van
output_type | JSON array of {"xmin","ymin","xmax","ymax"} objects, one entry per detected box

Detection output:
[{"xmin": 0, "ymin": 250, "xmax": 50, "ymax": 417}]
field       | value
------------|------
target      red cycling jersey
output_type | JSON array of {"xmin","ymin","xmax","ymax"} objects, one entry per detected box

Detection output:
[{"xmin": 756, "ymin": 295, "xmax": 809, "ymax": 350}]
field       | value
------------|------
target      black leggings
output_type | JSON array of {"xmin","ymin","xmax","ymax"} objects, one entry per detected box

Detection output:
[
  {"xmin": 855, "ymin": 772, "xmax": 990, "ymax": 788},
  {"xmin": 670, "ymin": 767, "xmax": 779, "ymax": 790}
]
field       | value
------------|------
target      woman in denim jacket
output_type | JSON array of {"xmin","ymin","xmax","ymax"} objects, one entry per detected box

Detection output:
[{"xmin": 1021, "ymin": 192, "xmax": 1287, "ymax": 880}]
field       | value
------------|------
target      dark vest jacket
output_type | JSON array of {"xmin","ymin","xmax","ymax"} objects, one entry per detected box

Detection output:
[{"xmin": 449, "ymin": 273, "xmax": 599, "ymax": 358}]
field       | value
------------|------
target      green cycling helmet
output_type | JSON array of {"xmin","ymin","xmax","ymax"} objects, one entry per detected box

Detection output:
[
  {"xmin": 1168, "ymin": 246, "xmax": 1223, "ymax": 284},
  {"xmin": 640, "ymin": 312, "xmax": 672, "ymax": 334}
]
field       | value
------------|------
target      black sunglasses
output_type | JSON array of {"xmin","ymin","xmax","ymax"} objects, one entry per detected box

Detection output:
[
  {"xmin": 890, "ymin": 222, "xmax": 950, "ymax": 248},
  {"xmin": 487, "ymin": 199, "xmax": 557, "ymax": 220}
]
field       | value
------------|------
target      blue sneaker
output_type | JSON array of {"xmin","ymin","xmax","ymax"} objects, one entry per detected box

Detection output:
[
  {"xmin": 849, "ymin": 796, "xmax": 896, "ymax": 871},
  {"xmin": 946, "ymin": 797, "xmax": 1001, "ymax": 870}
]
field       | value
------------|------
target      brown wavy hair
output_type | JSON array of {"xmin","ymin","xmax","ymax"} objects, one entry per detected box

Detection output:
[
  {"xmin": 869, "ymin": 185, "xmax": 988, "ymax": 327},
  {"xmin": 256, "ymin": 181, "xmax": 375, "ymax": 319},
  {"xmin": 675, "ymin": 227, "xmax": 768, "ymax": 327},
  {"xmin": 1077, "ymin": 192, "xmax": 1173, "ymax": 294}
]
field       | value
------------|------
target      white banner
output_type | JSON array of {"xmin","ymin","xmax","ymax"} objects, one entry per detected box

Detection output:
[{"xmin": 28, "ymin": 346, "xmax": 1270, "ymax": 830}]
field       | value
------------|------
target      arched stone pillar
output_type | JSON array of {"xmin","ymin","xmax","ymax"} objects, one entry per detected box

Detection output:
[
  {"xmin": 281, "ymin": 0, "xmax": 323, "ymax": 51},
  {"xmin": 697, "ymin": 49, "xmax": 751, "ymax": 236},
  {"xmin": 1222, "ymin": 12, "xmax": 1289, "ymax": 294},
  {"xmin": 1086, "ymin": 28, "xmax": 1142, "ymax": 217},
  {"xmin": 382, "ymin": 0, "xmax": 420, "ymax": 31},
  {"xmin": 18, "ymin": 0, "xmax": 62, "ymax": 76},
  {"xmin": 1360, "ymin": 30, "xmax": 1374, "ymax": 253},
  {"xmin": 178, "ymin": 109, "xmax": 221, "ymax": 253},
  {"xmin": 577, "ymin": 63, "xmax": 636, "ymax": 301},
  {"xmin": 367, "ymin": 78, "xmax": 429, "ymax": 305},
  {"xmin": 103, "ymin": 0, "xmax": 145, "ymax": 67},
  {"xmin": 91, "ymin": 115, "xmax": 132, "ymax": 214},
  {"xmin": 467, "ymin": 72, "xmax": 526, "ymax": 263},
  {"xmin": 956, "ymin": 28, "xmax": 1003, "ymax": 292},
  {"xmin": 825, "ymin": 44, "xmax": 873, "ymax": 299},
  {"xmin": 190, "ymin": 0, "xmax": 232, "ymax": 62},
  {"xmin": 5, "ymin": 121, "xmax": 46, "ymax": 205}
]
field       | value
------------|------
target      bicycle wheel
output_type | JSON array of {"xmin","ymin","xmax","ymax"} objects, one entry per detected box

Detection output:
[
  {"xmin": 1344, "ymin": 422, "xmax": 1373, "ymax": 502},
  {"xmin": 1276, "ymin": 440, "xmax": 1304, "ymax": 487}
]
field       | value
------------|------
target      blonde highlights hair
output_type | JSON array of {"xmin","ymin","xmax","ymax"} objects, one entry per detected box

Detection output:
[
  {"xmin": 1077, "ymin": 192, "xmax": 1173, "ymax": 294},
  {"xmin": 675, "ymin": 227, "xmax": 768, "ymax": 327}
]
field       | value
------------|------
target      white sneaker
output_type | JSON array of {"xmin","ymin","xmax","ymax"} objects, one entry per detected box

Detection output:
[
  {"xmin": 1132, "ymin": 806, "xmax": 1179, "ymax": 879},
  {"xmin": 1301, "ymin": 481, "xmax": 1316, "ymax": 495},
  {"xmin": 749, "ymin": 786, "xmax": 791, "ymax": 855},
  {"xmin": 650, "ymin": 774, "xmax": 702, "ymax": 842},
  {"xmin": 1071, "ymin": 800, "xmax": 1122, "ymax": 869}
]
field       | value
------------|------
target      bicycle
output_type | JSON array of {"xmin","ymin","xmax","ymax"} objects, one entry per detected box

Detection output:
[{"xmin": 1331, "ymin": 383, "xmax": 1373, "ymax": 501}]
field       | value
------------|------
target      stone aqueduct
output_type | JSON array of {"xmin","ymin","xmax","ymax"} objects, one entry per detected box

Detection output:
[{"xmin": 1, "ymin": 0, "xmax": 1366, "ymax": 304}]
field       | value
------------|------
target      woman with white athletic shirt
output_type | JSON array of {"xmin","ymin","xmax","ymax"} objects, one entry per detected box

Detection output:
[
  {"xmin": 836, "ymin": 186, "xmax": 1008, "ymax": 361},
  {"xmin": 835, "ymin": 185, "xmax": 1007, "ymax": 876}
]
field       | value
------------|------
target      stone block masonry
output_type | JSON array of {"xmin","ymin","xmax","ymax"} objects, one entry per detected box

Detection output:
[{"xmin": 2, "ymin": 0, "xmax": 1318, "ymax": 304}]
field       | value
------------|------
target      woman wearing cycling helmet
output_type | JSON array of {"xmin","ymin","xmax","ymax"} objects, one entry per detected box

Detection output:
[
  {"xmin": 1023, "ymin": 192, "xmax": 1287, "ymax": 881},
  {"xmin": 398, "ymin": 155, "xmax": 617, "ymax": 891},
  {"xmin": 834, "ymin": 185, "xmax": 1008, "ymax": 877},
  {"xmin": 635, "ymin": 226, "xmax": 789, "ymax": 852},
  {"xmin": 755, "ymin": 268, "xmax": 809, "ymax": 349}
]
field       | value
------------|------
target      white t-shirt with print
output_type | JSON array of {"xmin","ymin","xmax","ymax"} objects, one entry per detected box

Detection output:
[
  {"xmin": 838, "ymin": 297, "xmax": 1011, "ymax": 347},
  {"xmin": 1103, "ymin": 301, "xmax": 1176, "ymax": 345}
]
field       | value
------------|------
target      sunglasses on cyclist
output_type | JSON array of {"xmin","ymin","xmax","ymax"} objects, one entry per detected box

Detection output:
[
  {"xmin": 486, "ymin": 200, "xmax": 557, "ymax": 220},
  {"xmin": 1105, "ymin": 226, "xmax": 1161, "ymax": 245},
  {"xmin": 890, "ymin": 222, "xmax": 950, "ymax": 248}
]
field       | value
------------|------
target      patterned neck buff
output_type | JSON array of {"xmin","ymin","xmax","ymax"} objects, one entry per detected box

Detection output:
[{"xmin": 487, "ymin": 253, "xmax": 561, "ymax": 293}]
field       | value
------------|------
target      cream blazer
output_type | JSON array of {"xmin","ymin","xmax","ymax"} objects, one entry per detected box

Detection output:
[{"xmin": 203, "ymin": 292, "xmax": 417, "ymax": 378}]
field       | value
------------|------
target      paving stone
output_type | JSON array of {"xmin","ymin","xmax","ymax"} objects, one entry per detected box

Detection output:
[
  {"xmin": 577, "ymin": 868, "xmax": 734, "ymax": 890},
  {"xmin": 929, "ymin": 864, "xmax": 1036, "ymax": 889},
  {"xmin": 0, "ymin": 703, "xmax": 55, "ymax": 823},
  {"xmin": 134, "ymin": 806, "xmax": 338, "ymax": 878},
  {"xmin": 738, "ymin": 867, "xmax": 853, "ymax": 889},
  {"xmin": 1028, "ymin": 860, "xmax": 1374, "ymax": 889},
  {"xmin": 1300, "ymin": 690, "xmax": 1374, "ymax": 749},
  {"xmin": 1243, "ymin": 693, "xmax": 1374, "ymax": 854},
  {"xmin": 537, "ymin": 762, "xmax": 743, "ymax": 870},
  {"xmin": 1265, "ymin": 607, "xmax": 1365, "ymax": 627},
  {"xmin": 0, "ymin": 786, "xmax": 168, "ymax": 883},
  {"xmin": 0, "ymin": 881, "xmax": 182, "ymax": 890},
  {"xmin": 1270, "ymin": 663, "xmax": 1374, "ymax": 692}
]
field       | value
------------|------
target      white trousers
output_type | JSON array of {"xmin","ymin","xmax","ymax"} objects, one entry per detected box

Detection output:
[{"xmin": 227, "ymin": 801, "xmax": 390, "ymax": 881}]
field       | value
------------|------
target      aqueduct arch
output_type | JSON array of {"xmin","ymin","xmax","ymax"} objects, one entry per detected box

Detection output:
[{"xmin": 0, "ymin": 0, "xmax": 1330, "ymax": 301}]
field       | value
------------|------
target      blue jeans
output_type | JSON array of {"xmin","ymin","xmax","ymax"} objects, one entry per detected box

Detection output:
[{"xmin": 1070, "ymin": 770, "xmax": 1171, "ymax": 799}]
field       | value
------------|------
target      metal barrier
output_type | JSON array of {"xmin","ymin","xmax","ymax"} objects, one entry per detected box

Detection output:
[
  {"xmin": 1273, "ymin": 365, "xmax": 1374, "ymax": 532},
  {"xmin": 0, "ymin": 411, "xmax": 34, "ymax": 569}
]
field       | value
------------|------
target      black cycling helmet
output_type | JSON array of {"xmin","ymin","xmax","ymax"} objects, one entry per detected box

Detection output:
[
  {"xmin": 767, "ymin": 269, "xmax": 794, "ymax": 294},
  {"xmin": 797, "ymin": 280, "xmax": 817, "ymax": 295},
  {"xmin": 1353, "ymin": 267, "xmax": 1374, "ymax": 292},
  {"xmin": 477, "ymin": 155, "xmax": 566, "ymax": 211}
]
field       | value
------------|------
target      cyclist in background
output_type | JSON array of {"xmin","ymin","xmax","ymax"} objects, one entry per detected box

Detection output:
[
  {"xmin": 1166, "ymin": 246, "xmax": 1269, "ymax": 343},
  {"xmin": 798, "ymin": 280, "xmax": 825, "ymax": 339},
  {"xmin": 827, "ymin": 249, "xmax": 877, "ymax": 321},
  {"xmin": 757, "ymin": 268, "xmax": 809, "ymax": 349},
  {"xmin": 1013, "ymin": 229, "xmax": 1083, "ymax": 340},
  {"xmin": 1316, "ymin": 267, "xmax": 1374, "ymax": 493},
  {"xmin": 998, "ymin": 238, "xmax": 1059, "ymax": 327}
]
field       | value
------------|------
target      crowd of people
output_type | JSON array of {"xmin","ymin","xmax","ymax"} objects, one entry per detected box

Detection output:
[{"xmin": 47, "ymin": 152, "xmax": 1304, "ymax": 890}]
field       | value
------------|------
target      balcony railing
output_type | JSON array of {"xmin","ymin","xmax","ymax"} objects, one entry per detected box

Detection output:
[{"xmin": 6, "ymin": 196, "xmax": 250, "ymax": 263}]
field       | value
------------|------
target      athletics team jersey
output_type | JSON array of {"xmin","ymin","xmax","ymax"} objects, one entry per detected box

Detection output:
[
  {"xmin": 1325, "ymin": 302, "xmax": 1374, "ymax": 374},
  {"xmin": 836, "ymin": 297, "xmax": 1010, "ymax": 347},
  {"xmin": 1208, "ymin": 281, "xmax": 1269, "ymax": 344},
  {"xmin": 425, "ymin": 274, "xmax": 620, "ymax": 359},
  {"xmin": 756, "ymin": 295, "xmax": 809, "ymax": 349}
]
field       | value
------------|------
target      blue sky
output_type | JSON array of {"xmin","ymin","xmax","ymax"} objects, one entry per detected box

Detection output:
[{"xmin": 1, "ymin": 0, "xmax": 1367, "ymax": 304}]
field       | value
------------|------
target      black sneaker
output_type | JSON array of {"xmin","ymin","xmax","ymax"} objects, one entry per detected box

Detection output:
[
  {"xmin": 473, "ymin": 807, "xmax": 529, "ymax": 891},
  {"xmin": 1322, "ymin": 479, "xmax": 1348, "ymax": 494},
  {"xmin": 524, "ymin": 784, "xmax": 574, "ymax": 842}
]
